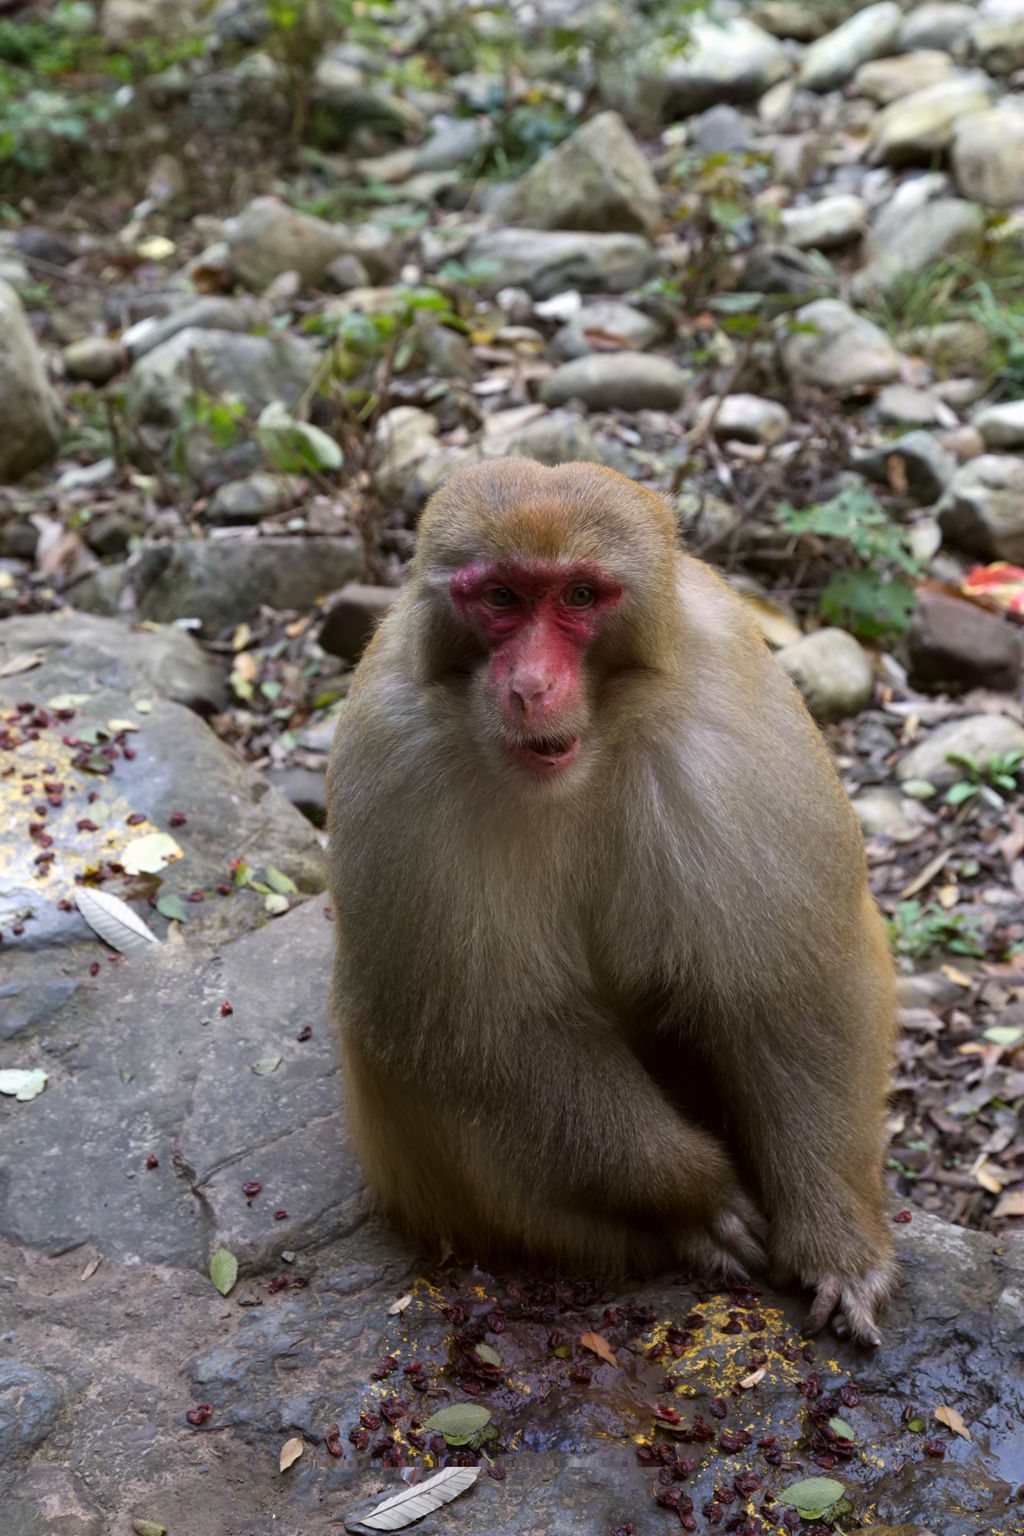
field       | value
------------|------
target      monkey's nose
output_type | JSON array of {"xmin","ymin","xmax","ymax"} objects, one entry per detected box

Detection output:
[{"xmin": 510, "ymin": 676, "xmax": 555, "ymax": 714}]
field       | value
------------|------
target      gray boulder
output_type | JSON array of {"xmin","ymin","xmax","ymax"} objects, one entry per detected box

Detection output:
[
  {"xmin": 897, "ymin": 714, "xmax": 1024, "ymax": 785},
  {"xmin": 125, "ymin": 326, "xmax": 317, "ymax": 430},
  {"xmin": 799, "ymin": 2, "xmax": 902, "ymax": 91},
  {"xmin": 779, "ymin": 298, "xmax": 902, "ymax": 393},
  {"xmin": 952, "ymin": 106, "xmax": 1024, "ymax": 207},
  {"xmin": 539, "ymin": 353, "xmax": 689, "ymax": 412},
  {"xmin": 226, "ymin": 196, "xmax": 397, "ymax": 291},
  {"xmin": 898, "ymin": 1, "xmax": 975, "ymax": 52},
  {"xmin": 0, "ymin": 279, "xmax": 62, "ymax": 482},
  {"xmin": 936, "ymin": 454, "xmax": 1024, "ymax": 563},
  {"xmin": 460, "ymin": 228, "xmax": 657, "ymax": 298},
  {"xmin": 972, "ymin": 398, "xmax": 1024, "ymax": 450},
  {"xmin": 852, "ymin": 198, "xmax": 986, "ymax": 303},
  {"xmin": 550, "ymin": 300, "xmax": 663, "ymax": 361},
  {"xmin": 776, "ymin": 627, "xmax": 875, "ymax": 720},
  {"xmin": 610, "ymin": 16, "xmax": 789, "ymax": 124},
  {"xmin": 866, "ymin": 72, "xmax": 995, "ymax": 164}
]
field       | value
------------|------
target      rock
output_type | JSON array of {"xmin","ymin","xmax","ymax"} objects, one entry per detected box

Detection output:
[
  {"xmin": 124, "ymin": 326, "xmax": 317, "ymax": 431},
  {"xmin": 3, "ymin": 1463, "xmax": 106, "ymax": 1536},
  {"xmin": 82, "ymin": 510, "xmax": 137, "ymax": 557},
  {"xmin": 691, "ymin": 103, "xmax": 753, "ymax": 155},
  {"xmin": 772, "ymin": 132, "xmax": 825, "ymax": 188},
  {"xmin": 852, "ymin": 198, "xmax": 985, "ymax": 302},
  {"xmin": 798, "ymin": 3, "xmax": 902, "ymax": 92},
  {"xmin": 779, "ymin": 298, "xmax": 902, "ymax": 393},
  {"xmin": 876, "ymin": 384, "xmax": 945, "ymax": 427},
  {"xmin": 866, "ymin": 73, "xmax": 995, "ymax": 164},
  {"xmin": 613, "ymin": 16, "xmax": 789, "ymax": 124},
  {"xmin": 0, "ymin": 1361, "xmax": 64, "ymax": 1462},
  {"xmin": 0, "ymin": 279, "xmax": 63, "ymax": 483},
  {"xmin": 122, "ymin": 295, "xmax": 273, "ymax": 361},
  {"xmin": 370, "ymin": 406, "xmax": 440, "ymax": 499},
  {"xmin": 897, "ymin": 714, "xmax": 1024, "ymax": 785},
  {"xmin": 695, "ymin": 393, "xmax": 792, "ymax": 445},
  {"xmin": 898, "ymin": 1, "xmax": 975, "ymax": 52},
  {"xmin": 776, "ymin": 628, "xmax": 874, "ymax": 720},
  {"xmin": 205, "ymin": 471, "xmax": 306, "ymax": 524},
  {"xmin": 898, "ymin": 319, "xmax": 989, "ymax": 373},
  {"xmin": 550, "ymin": 300, "xmax": 663, "ymax": 361},
  {"xmin": 62, "ymin": 336, "xmax": 124, "ymax": 384},
  {"xmin": 459, "ymin": 227, "xmax": 657, "ymax": 298},
  {"xmin": 940, "ymin": 423, "xmax": 986, "ymax": 461},
  {"xmin": 952, "ymin": 106, "xmax": 1024, "ymax": 207},
  {"xmin": 319, "ymin": 582, "xmax": 398, "ymax": 661},
  {"xmin": 936, "ymin": 454, "xmax": 1024, "ymax": 563},
  {"xmin": 972, "ymin": 398, "xmax": 1024, "ymax": 449},
  {"xmin": 741, "ymin": 243, "xmax": 836, "ymax": 295},
  {"xmin": 128, "ymin": 537, "xmax": 365, "ymax": 634},
  {"xmin": 779, "ymin": 192, "xmax": 867, "ymax": 248},
  {"xmin": 100, "ymin": 0, "xmax": 196, "ymax": 43},
  {"xmin": 415, "ymin": 115, "xmax": 491, "ymax": 172},
  {"xmin": 10, "ymin": 225, "xmax": 77, "ymax": 266},
  {"xmin": 853, "ymin": 49, "xmax": 958, "ymax": 104},
  {"xmin": 324, "ymin": 252, "xmax": 371, "ymax": 290},
  {"xmin": 504, "ymin": 410, "xmax": 607, "ymax": 465},
  {"xmin": 488, "ymin": 112, "xmax": 662, "ymax": 239},
  {"xmin": 225, "ymin": 196, "xmax": 395, "ymax": 291},
  {"xmin": 853, "ymin": 430, "xmax": 957, "ymax": 504},
  {"xmin": 902, "ymin": 589, "xmax": 1023, "ymax": 693},
  {"xmin": 263, "ymin": 764, "xmax": 328, "ymax": 828},
  {"xmin": 539, "ymin": 353, "xmax": 689, "ymax": 412},
  {"xmin": 852, "ymin": 786, "xmax": 918, "ymax": 839},
  {"xmin": 970, "ymin": 7, "xmax": 1024, "ymax": 73}
]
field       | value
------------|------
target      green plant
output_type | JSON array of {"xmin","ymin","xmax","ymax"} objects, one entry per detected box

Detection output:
[
  {"xmin": 944, "ymin": 749, "xmax": 1024, "ymax": 810},
  {"xmin": 777, "ymin": 485, "xmax": 925, "ymax": 642},
  {"xmin": 888, "ymin": 900, "xmax": 985, "ymax": 961}
]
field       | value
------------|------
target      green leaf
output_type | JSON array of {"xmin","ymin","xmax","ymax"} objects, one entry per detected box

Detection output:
[
  {"xmin": 156, "ymin": 893, "xmax": 189, "ymax": 922},
  {"xmin": 984, "ymin": 1024, "xmax": 1023, "ymax": 1045},
  {"xmin": 260, "ymin": 679, "xmax": 283, "ymax": 700},
  {"xmin": 780, "ymin": 1475, "xmax": 846, "ymax": 1518},
  {"xmin": 233, "ymin": 862, "xmax": 255, "ymax": 887},
  {"xmin": 132, "ymin": 1521, "xmax": 167, "ymax": 1536},
  {"xmin": 265, "ymin": 892, "xmax": 290, "ymax": 915},
  {"xmin": 908, "ymin": 1417, "xmax": 926, "ymax": 1431},
  {"xmin": 209, "ymin": 1247, "xmax": 238, "ymax": 1296},
  {"xmin": 473, "ymin": 1343, "xmax": 502, "ymax": 1367},
  {"xmin": 901, "ymin": 778, "xmax": 936, "ymax": 799},
  {"xmin": 134, "ymin": 698, "xmax": 153, "ymax": 713},
  {"xmin": 820, "ymin": 568, "xmax": 916, "ymax": 642},
  {"xmin": 423, "ymin": 1404, "xmax": 492, "ymax": 1444},
  {"xmin": 945, "ymin": 781, "xmax": 978, "ymax": 805},
  {"xmin": 256, "ymin": 401, "xmax": 342, "ymax": 474},
  {"xmin": 265, "ymin": 867, "xmax": 298, "ymax": 894},
  {"xmin": 229, "ymin": 670, "xmax": 253, "ymax": 701},
  {"xmin": 828, "ymin": 1416, "xmax": 856, "ymax": 1439},
  {"xmin": 122, "ymin": 831, "xmax": 183, "ymax": 875}
]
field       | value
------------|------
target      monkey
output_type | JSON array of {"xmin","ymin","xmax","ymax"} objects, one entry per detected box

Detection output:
[{"xmin": 326, "ymin": 458, "xmax": 896, "ymax": 1347}]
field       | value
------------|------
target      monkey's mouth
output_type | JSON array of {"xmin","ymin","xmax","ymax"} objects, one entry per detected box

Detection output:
[{"xmin": 509, "ymin": 733, "xmax": 581, "ymax": 774}]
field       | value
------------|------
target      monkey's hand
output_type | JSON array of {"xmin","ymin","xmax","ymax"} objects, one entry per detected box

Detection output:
[
  {"xmin": 681, "ymin": 1190, "xmax": 767, "ymax": 1282},
  {"xmin": 805, "ymin": 1266, "xmax": 893, "ymax": 1349}
]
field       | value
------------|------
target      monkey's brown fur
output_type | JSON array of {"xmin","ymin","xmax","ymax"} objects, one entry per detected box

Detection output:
[{"xmin": 327, "ymin": 459, "xmax": 896, "ymax": 1344}]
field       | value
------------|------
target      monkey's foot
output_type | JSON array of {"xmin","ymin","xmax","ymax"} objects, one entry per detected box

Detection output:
[
  {"xmin": 806, "ymin": 1268, "xmax": 891, "ymax": 1348},
  {"xmin": 682, "ymin": 1193, "xmax": 767, "ymax": 1282}
]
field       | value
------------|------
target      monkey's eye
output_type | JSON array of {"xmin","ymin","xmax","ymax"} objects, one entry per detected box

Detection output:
[
  {"xmin": 562, "ymin": 584, "xmax": 596, "ymax": 608},
  {"xmin": 482, "ymin": 587, "xmax": 518, "ymax": 608}
]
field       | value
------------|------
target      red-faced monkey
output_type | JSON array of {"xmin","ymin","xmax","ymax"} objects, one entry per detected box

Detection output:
[{"xmin": 327, "ymin": 458, "xmax": 896, "ymax": 1346}]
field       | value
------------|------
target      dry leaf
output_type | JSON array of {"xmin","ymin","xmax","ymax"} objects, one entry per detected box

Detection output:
[
  {"xmin": 939, "ymin": 964, "xmax": 973, "ymax": 988},
  {"xmin": 279, "ymin": 1436, "xmax": 304, "ymax": 1472},
  {"xmin": 387, "ymin": 1293, "xmax": 412, "ymax": 1316},
  {"xmin": 106, "ymin": 718, "xmax": 140, "ymax": 733},
  {"xmin": 75, "ymin": 887, "xmax": 159, "ymax": 955},
  {"xmin": 580, "ymin": 1330, "xmax": 617, "ymax": 1367},
  {"xmin": 740, "ymin": 1367, "xmax": 766, "ymax": 1388},
  {"xmin": 352, "ymin": 1465, "xmax": 479, "ymax": 1531},
  {"xmin": 80, "ymin": 1256, "xmax": 102, "ymax": 1282},
  {"xmin": 994, "ymin": 1188, "xmax": 1024, "ymax": 1219},
  {"xmin": 0, "ymin": 650, "xmax": 43, "ymax": 677},
  {"xmin": 970, "ymin": 1157, "xmax": 1007, "ymax": 1194},
  {"xmin": 934, "ymin": 1405, "xmax": 971, "ymax": 1441}
]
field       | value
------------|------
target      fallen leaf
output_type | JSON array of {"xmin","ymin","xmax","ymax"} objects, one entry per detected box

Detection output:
[
  {"xmin": 994, "ymin": 1189, "xmax": 1024, "ymax": 1219},
  {"xmin": 422, "ymin": 1403, "xmax": 491, "ymax": 1444},
  {"xmin": 106, "ymin": 717, "xmax": 140, "ymax": 733},
  {"xmin": 265, "ymin": 867, "xmax": 298, "ymax": 894},
  {"xmin": 740, "ymin": 1367, "xmax": 766, "ymax": 1388},
  {"xmin": 264, "ymin": 892, "xmax": 290, "ymax": 915},
  {"xmin": 0, "ymin": 651, "xmax": 43, "ymax": 677},
  {"xmin": 122, "ymin": 832, "xmax": 183, "ymax": 875},
  {"xmin": 47, "ymin": 691, "xmax": 92, "ymax": 709},
  {"xmin": 474, "ymin": 1342, "xmax": 502, "ymax": 1367},
  {"xmin": 134, "ymin": 698, "xmax": 153, "ymax": 713},
  {"xmin": 780, "ymin": 1475, "xmax": 846, "ymax": 1518},
  {"xmin": 209, "ymin": 1247, "xmax": 238, "ymax": 1296},
  {"xmin": 279, "ymin": 1436, "xmax": 304, "ymax": 1472},
  {"xmin": 156, "ymin": 893, "xmax": 189, "ymax": 922},
  {"xmin": 76, "ymin": 887, "xmax": 159, "ymax": 955},
  {"xmin": 580, "ymin": 1330, "xmax": 617, "ymax": 1367},
  {"xmin": 251, "ymin": 1055, "xmax": 282, "ymax": 1075},
  {"xmin": 935, "ymin": 1405, "xmax": 971, "ymax": 1441},
  {"xmin": 940, "ymin": 964, "xmax": 974, "ymax": 988},
  {"xmin": 971, "ymin": 1158, "xmax": 1007, "ymax": 1194},
  {"xmin": 80, "ymin": 1256, "xmax": 102, "ymax": 1282},
  {"xmin": 0, "ymin": 1068, "xmax": 48, "ymax": 1101},
  {"xmin": 828, "ymin": 1416, "xmax": 856, "ymax": 1440},
  {"xmin": 352, "ymin": 1465, "xmax": 479, "ymax": 1531},
  {"xmin": 387, "ymin": 1293, "xmax": 412, "ymax": 1315},
  {"xmin": 132, "ymin": 1521, "xmax": 167, "ymax": 1536}
]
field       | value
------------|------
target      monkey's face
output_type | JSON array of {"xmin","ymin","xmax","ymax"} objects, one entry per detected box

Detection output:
[{"xmin": 449, "ymin": 556, "xmax": 623, "ymax": 779}]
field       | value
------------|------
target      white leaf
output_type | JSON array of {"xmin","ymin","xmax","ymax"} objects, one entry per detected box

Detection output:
[
  {"xmin": 76, "ymin": 887, "xmax": 160, "ymax": 954},
  {"xmin": 122, "ymin": 832, "xmax": 183, "ymax": 875},
  {"xmin": 387, "ymin": 1293, "xmax": 412, "ymax": 1316},
  {"xmin": 352, "ymin": 1466, "xmax": 479, "ymax": 1532},
  {"xmin": 0, "ymin": 1067, "xmax": 48, "ymax": 1101}
]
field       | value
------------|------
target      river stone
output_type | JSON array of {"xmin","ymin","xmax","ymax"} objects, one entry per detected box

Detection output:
[
  {"xmin": 952, "ymin": 106, "xmax": 1024, "ymax": 207},
  {"xmin": 694, "ymin": 393, "xmax": 792, "ymax": 445},
  {"xmin": 415, "ymin": 114, "xmax": 491, "ymax": 172},
  {"xmin": 124, "ymin": 326, "xmax": 317, "ymax": 430},
  {"xmin": 319, "ymin": 582, "xmax": 398, "ymax": 661},
  {"xmin": 225, "ymin": 195, "xmax": 396, "ymax": 291},
  {"xmin": 371, "ymin": 405, "xmax": 440, "ymax": 498},
  {"xmin": 62, "ymin": 336, "xmax": 124, "ymax": 384},
  {"xmin": 896, "ymin": 713, "xmax": 1024, "ymax": 785},
  {"xmin": 972, "ymin": 398, "xmax": 1024, "ymax": 449},
  {"xmin": 852, "ymin": 785, "xmax": 918, "ymax": 839},
  {"xmin": 798, "ymin": 2, "xmax": 902, "ymax": 92},
  {"xmin": 852, "ymin": 198, "xmax": 986, "ymax": 302},
  {"xmin": 866, "ymin": 72, "xmax": 995, "ymax": 164},
  {"xmin": 902, "ymin": 588, "xmax": 1023, "ymax": 693},
  {"xmin": 970, "ymin": 7, "xmax": 1024, "ymax": 73},
  {"xmin": 775, "ymin": 628, "xmax": 875, "ymax": 720},
  {"xmin": 550, "ymin": 300, "xmax": 663, "ymax": 361},
  {"xmin": 505, "ymin": 410, "xmax": 608, "ymax": 465},
  {"xmin": 853, "ymin": 49, "xmax": 958, "ymax": 104},
  {"xmin": 0, "ymin": 1361, "xmax": 65, "ymax": 1461},
  {"xmin": 853, "ymin": 430, "xmax": 957, "ymax": 504},
  {"xmin": 460, "ymin": 228, "xmax": 657, "ymax": 298},
  {"xmin": 205, "ymin": 471, "xmax": 307, "ymax": 524},
  {"xmin": 0, "ymin": 279, "xmax": 62, "ymax": 483},
  {"xmin": 898, "ymin": 1, "xmax": 975, "ymax": 51},
  {"xmin": 539, "ymin": 353, "xmax": 689, "ymax": 412},
  {"xmin": 779, "ymin": 298, "xmax": 901, "ymax": 393},
  {"xmin": 121, "ymin": 294, "xmax": 273, "ymax": 361},
  {"xmin": 488, "ymin": 112, "xmax": 662, "ymax": 239},
  {"xmin": 612, "ymin": 15, "xmax": 789, "ymax": 124},
  {"xmin": 898, "ymin": 318, "xmax": 989, "ymax": 373},
  {"xmin": 875, "ymin": 383, "xmax": 945, "ymax": 426},
  {"xmin": 935, "ymin": 454, "xmax": 1024, "ymax": 563},
  {"xmin": 779, "ymin": 192, "xmax": 867, "ymax": 248}
]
